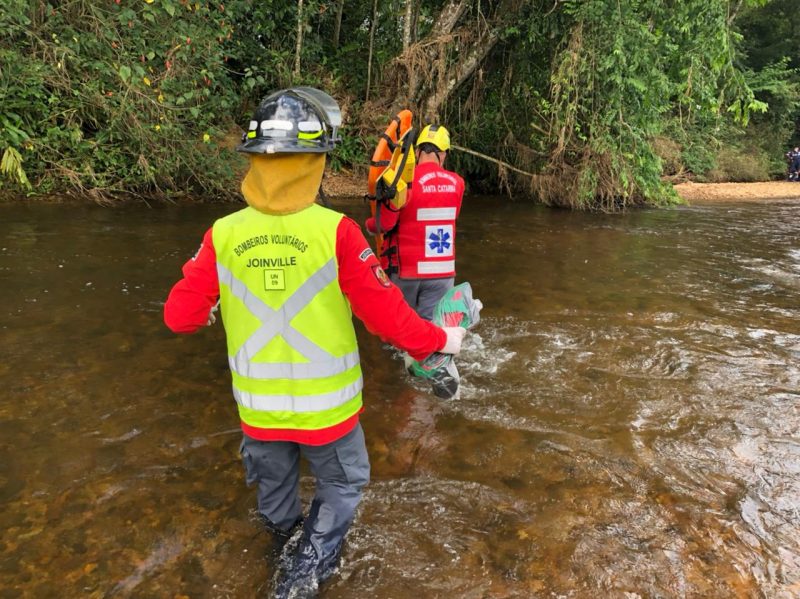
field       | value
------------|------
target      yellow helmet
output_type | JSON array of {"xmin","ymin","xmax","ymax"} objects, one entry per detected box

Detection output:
[{"xmin": 416, "ymin": 124, "xmax": 451, "ymax": 152}]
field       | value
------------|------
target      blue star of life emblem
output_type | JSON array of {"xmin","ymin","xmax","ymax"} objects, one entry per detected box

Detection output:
[{"xmin": 428, "ymin": 228, "xmax": 451, "ymax": 254}]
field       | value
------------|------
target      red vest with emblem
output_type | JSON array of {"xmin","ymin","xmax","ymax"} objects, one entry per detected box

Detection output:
[{"xmin": 384, "ymin": 161, "xmax": 464, "ymax": 279}]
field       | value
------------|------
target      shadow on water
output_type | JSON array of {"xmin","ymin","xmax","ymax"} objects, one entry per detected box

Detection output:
[{"xmin": 1, "ymin": 199, "xmax": 798, "ymax": 598}]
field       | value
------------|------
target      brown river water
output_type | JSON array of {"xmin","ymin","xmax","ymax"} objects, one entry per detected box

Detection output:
[{"xmin": 1, "ymin": 197, "xmax": 799, "ymax": 598}]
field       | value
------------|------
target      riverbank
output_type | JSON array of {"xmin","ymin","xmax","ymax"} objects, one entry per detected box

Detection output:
[
  {"xmin": 325, "ymin": 170, "xmax": 800, "ymax": 204},
  {"xmin": 674, "ymin": 181, "xmax": 800, "ymax": 204},
  {"xmin": 4, "ymin": 174, "xmax": 800, "ymax": 205}
]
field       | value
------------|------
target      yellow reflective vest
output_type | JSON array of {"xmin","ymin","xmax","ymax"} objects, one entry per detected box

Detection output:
[{"xmin": 212, "ymin": 205, "xmax": 363, "ymax": 438}]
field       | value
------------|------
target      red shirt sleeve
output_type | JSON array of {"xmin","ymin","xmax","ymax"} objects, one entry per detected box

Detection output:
[
  {"xmin": 364, "ymin": 201, "xmax": 401, "ymax": 235},
  {"xmin": 164, "ymin": 228, "xmax": 220, "ymax": 334},
  {"xmin": 336, "ymin": 216, "xmax": 445, "ymax": 360}
]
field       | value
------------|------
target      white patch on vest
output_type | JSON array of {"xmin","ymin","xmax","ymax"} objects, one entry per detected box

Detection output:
[
  {"xmin": 424, "ymin": 224, "xmax": 454, "ymax": 257},
  {"xmin": 417, "ymin": 260, "xmax": 455, "ymax": 274},
  {"xmin": 417, "ymin": 207, "xmax": 457, "ymax": 221}
]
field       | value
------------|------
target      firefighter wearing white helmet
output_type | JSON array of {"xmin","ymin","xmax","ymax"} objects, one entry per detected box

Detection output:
[
  {"xmin": 164, "ymin": 90, "xmax": 466, "ymax": 597},
  {"xmin": 365, "ymin": 124, "xmax": 466, "ymax": 320}
]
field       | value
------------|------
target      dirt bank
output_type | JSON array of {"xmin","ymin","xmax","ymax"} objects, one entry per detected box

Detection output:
[
  {"xmin": 673, "ymin": 181, "xmax": 800, "ymax": 204},
  {"xmin": 322, "ymin": 169, "xmax": 366, "ymax": 198}
]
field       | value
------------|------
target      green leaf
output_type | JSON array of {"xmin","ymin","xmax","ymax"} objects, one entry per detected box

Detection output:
[{"xmin": 0, "ymin": 147, "xmax": 31, "ymax": 190}]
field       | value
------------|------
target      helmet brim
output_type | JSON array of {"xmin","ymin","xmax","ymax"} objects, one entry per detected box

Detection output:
[{"xmin": 236, "ymin": 138, "xmax": 333, "ymax": 154}]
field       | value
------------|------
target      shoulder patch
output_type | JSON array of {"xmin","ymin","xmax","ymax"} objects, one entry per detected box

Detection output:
[
  {"xmin": 371, "ymin": 265, "xmax": 392, "ymax": 288},
  {"xmin": 359, "ymin": 247, "xmax": 374, "ymax": 262}
]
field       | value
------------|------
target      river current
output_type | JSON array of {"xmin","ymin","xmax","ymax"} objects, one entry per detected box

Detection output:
[{"xmin": 1, "ymin": 197, "xmax": 798, "ymax": 598}]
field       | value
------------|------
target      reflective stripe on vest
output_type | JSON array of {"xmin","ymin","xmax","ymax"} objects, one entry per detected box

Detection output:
[
  {"xmin": 417, "ymin": 207, "xmax": 457, "ymax": 221},
  {"xmin": 233, "ymin": 378, "xmax": 364, "ymax": 413},
  {"xmin": 417, "ymin": 259, "xmax": 456, "ymax": 275},
  {"xmin": 218, "ymin": 259, "xmax": 361, "ymax": 390}
]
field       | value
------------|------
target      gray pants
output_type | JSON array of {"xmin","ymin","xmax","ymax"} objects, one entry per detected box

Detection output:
[
  {"xmin": 240, "ymin": 423, "xmax": 370, "ymax": 570},
  {"xmin": 390, "ymin": 274, "xmax": 454, "ymax": 321}
]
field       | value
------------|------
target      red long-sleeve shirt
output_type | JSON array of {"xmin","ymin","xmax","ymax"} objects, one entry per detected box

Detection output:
[
  {"xmin": 165, "ymin": 214, "xmax": 446, "ymax": 444},
  {"xmin": 165, "ymin": 215, "xmax": 445, "ymax": 362}
]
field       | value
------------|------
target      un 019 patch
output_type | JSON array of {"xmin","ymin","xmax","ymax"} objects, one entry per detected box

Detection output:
[{"xmin": 263, "ymin": 269, "xmax": 286, "ymax": 291}]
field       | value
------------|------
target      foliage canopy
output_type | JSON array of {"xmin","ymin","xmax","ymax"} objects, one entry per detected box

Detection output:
[{"xmin": 1, "ymin": 0, "xmax": 797, "ymax": 209}]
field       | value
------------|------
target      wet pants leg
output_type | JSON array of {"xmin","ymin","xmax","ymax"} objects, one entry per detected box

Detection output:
[
  {"xmin": 240, "ymin": 435, "xmax": 303, "ymax": 533},
  {"xmin": 416, "ymin": 277, "xmax": 454, "ymax": 321},
  {"xmin": 390, "ymin": 275, "xmax": 454, "ymax": 321},
  {"xmin": 271, "ymin": 424, "xmax": 371, "ymax": 597}
]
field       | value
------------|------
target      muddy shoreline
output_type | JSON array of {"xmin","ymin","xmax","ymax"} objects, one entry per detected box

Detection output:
[
  {"xmin": 672, "ymin": 181, "xmax": 800, "ymax": 203},
  {"xmin": 3, "ymin": 174, "xmax": 800, "ymax": 205},
  {"xmin": 324, "ymin": 171, "xmax": 800, "ymax": 204}
]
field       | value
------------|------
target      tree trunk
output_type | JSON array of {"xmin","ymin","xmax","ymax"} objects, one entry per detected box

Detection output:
[
  {"xmin": 374, "ymin": 0, "xmax": 514, "ymax": 125},
  {"xmin": 293, "ymin": 0, "xmax": 304, "ymax": 78},
  {"xmin": 411, "ymin": 0, "xmax": 420, "ymax": 43},
  {"xmin": 433, "ymin": 0, "xmax": 470, "ymax": 34},
  {"xmin": 403, "ymin": 0, "xmax": 414, "ymax": 51},
  {"xmin": 423, "ymin": 27, "xmax": 501, "ymax": 121},
  {"xmin": 366, "ymin": 0, "xmax": 378, "ymax": 101},
  {"xmin": 403, "ymin": 0, "xmax": 471, "ymax": 103},
  {"xmin": 332, "ymin": 0, "xmax": 344, "ymax": 49}
]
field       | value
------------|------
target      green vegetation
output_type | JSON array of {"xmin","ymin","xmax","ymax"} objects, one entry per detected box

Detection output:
[{"xmin": 1, "ymin": 0, "xmax": 798, "ymax": 209}]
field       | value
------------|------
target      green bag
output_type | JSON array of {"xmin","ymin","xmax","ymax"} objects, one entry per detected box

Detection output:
[{"xmin": 408, "ymin": 282, "xmax": 482, "ymax": 398}]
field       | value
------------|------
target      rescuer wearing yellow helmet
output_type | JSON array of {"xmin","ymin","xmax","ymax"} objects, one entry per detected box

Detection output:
[
  {"xmin": 163, "ymin": 89, "xmax": 466, "ymax": 598},
  {"xmin": 418, "ymin": 123, "xmax": 451, "ymax": 154},
  {"xmin": 365, "ymin": 124, "xmax": 466, "ymax": 320}
]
